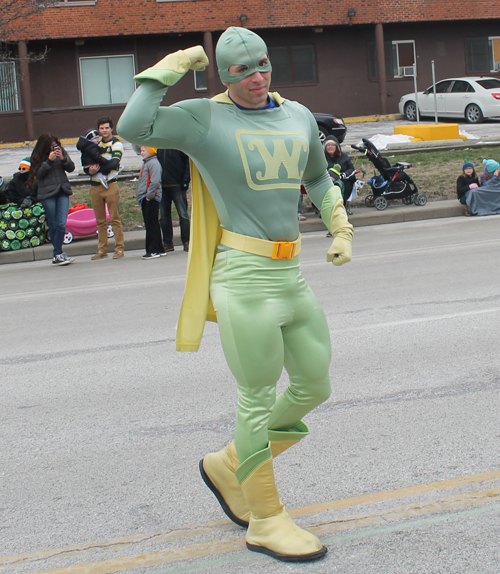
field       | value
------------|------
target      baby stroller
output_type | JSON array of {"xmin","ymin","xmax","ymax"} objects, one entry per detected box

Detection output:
[{"xmin": 351, "ymin": 138, "xmax": 426, "ymax": 211}]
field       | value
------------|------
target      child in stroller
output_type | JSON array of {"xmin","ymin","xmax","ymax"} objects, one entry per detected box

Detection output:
[{"xmin": 351, "ymin": 138, "xmax": 426, "ymax": 211}]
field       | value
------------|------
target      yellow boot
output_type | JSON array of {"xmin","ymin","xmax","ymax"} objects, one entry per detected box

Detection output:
[
  {"xmin": 200, "ymin": 422, "xmax": 309, "ymax": 528},
  {"xmin": 237, "ymin": 444, "xmax": 327, "ymax": 562},
  {"xmin": 199, "ymin": 441, "xmax": 250, "ymax": 527}
]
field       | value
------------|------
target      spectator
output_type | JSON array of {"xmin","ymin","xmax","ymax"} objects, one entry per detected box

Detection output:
[
  {"xmin": 88, "ymin": 116, "xmax": 125, "ymax": 260},
  {"xmin": 157, "ymin": 148, "xmax": 191, "ymax": 252},
  {"xmin": 136, "ymin": 146, "xmax": 166, "ymax": 259},
  {"xmin": 323, "ymin": 136, "xmax": 355, "ymax": 206},
  {"xmin": 456, "ymin": 159, "xmax": 479, "ymax": 216},
  {"xmin": 6, "ymin": 158, "xmax": 38, "ymax": 208},
  {"xmin": 76, "ymin": 128, "xmax": 120, "ymax": 189},
  {"xmin": 480, "ymin": 159, "xmax": 500, "ymax": 185},
  {"xmin": 28, "ymin": 133, "xmax": 75, "ymax": 266},
  {"xmin": 0, "ymin": 176, "xmax": 8, "ymax": 205}
]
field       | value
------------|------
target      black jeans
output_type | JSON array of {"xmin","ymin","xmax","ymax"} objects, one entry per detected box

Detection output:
[
  {"xmin": 141, "ymin": 199, "xmax": 164, "ymax": 255},
  {"xmin": 160, "ymin": 184, "xmax": 190, "ymax": 246}
]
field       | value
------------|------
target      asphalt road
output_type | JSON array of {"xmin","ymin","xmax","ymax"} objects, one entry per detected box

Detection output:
[{"xmin": 2, "ymin": 215, "xmax": 500, "ymax": 573}]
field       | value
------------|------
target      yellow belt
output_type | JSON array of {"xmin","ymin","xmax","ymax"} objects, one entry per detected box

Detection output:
[{"xmin": 220, "ymin": 229, "xmax": 301, "ymax": 260}]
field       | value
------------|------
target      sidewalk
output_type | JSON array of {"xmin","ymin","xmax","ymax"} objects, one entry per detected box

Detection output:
[{"xmin": 0, "ymin": 198, "xmax": 464, "ymax": 265}]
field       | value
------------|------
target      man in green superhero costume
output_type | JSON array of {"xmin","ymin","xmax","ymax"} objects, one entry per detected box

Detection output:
[{"xmin": 118, "ymin": 27, "xmax": 353, "ymax": 563}]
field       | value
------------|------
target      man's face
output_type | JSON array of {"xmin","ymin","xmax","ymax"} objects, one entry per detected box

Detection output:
[
  {"xmin": 223, "ymin": 54, "xmax": 271, "ymax": 109},
  {"xmin": 98, "ymin": 123, "xmax": 112, "ymax": 141}
]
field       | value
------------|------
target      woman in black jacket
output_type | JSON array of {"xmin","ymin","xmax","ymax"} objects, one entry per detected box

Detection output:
[
  {"xmin": 323, "ymin": 135, "xmax": 356, "ymax": 208},
  {"xmin": 28, "ymin": 133, "xmax": 75, "ymax": 265}
]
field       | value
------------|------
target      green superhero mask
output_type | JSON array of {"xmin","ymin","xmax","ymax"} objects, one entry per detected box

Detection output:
[{"xmin": 216, "ymin": 27, "xmax": 272, "ymax": 83}]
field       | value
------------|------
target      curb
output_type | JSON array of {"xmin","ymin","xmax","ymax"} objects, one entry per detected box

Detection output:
[
  {"xmin": 344, "ymin": 114, "xmax": 403, "ymax": 124},
  {"xmin": 0, "ymin": 199, "xmax": 464, "ymax": 266}
]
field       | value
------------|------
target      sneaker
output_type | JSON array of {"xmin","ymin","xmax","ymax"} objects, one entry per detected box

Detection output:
[
  {"xmin": 183, "ymin": 243, "xmax": 189, "ymax": 252},
  {"xmin": 163, "ymin": 244, "xmax": 175, "ymax": 252},
  {"xmin": 96, "ymin": 172, "xmax": 109, "ymax": 189},
  {"xmin": 113, "ymin": 251, "xmax": 124, "ymax": 259},
  {"xmin": 91, "ymin": 251, "xmax": 108, "ymax": 260},
  {"xmin": 160, "ymin": 251, "xmax": 168, "ymax": 257},
  {"xmin": 52, "ymin": 253, "xmax": 72, "ymax": 266},
  {"xmin": 141, "ymin": 253, "xmax": 161, "ymax": 260},
  {"xmin": 298, "ymin": 214, "xmax": 307, "ymax": 221},
  {"xmin": 326, "ymin": 231, "xmax": 332, "ymax": 238},
  {"xmin": 60, "ymin": 252, "xmax": 75, "ymax": 264}
]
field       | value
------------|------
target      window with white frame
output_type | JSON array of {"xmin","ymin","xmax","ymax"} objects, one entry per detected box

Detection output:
[
  {"xmin": 0, "ymin": 62, "xmax": 20, "ymax": 112},
  {"xmin": 391, "ymin": 41, "xmax": 415, "ymax": 77},
  {"xmin": 367, "ymin": 41, "xmax": 415, "ymax": 80},
  {"xmin": 194, "ymin": 69, "xmax": 207, "ymax": 91},
  {"xmin": 466, "ymin": 37, "xmax": 500, "ymax": 73},
  {"xmin": 489, "ymin": 37, "xmax": 500, "ymax": 71},
  {"xmin": 80, "ymin": 55, "xmax": 135, "ymax": 106}
]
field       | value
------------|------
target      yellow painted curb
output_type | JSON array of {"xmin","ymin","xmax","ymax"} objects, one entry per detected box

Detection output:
[{"xmin": 344, "ymin": 114, "xmax": 402, "ymax": 124}]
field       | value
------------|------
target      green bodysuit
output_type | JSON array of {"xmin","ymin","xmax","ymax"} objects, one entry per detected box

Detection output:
[{"xmin": 118, "ymin": 80, "xmax": 341, "ymax": 464}]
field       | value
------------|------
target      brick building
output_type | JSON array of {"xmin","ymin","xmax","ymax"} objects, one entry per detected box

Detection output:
[{"xmin": 1, "ymin": 0, "xmax": 499, "ymax": 143}]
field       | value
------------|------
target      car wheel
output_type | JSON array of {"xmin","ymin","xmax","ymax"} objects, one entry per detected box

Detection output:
[
  {"xmin": 318, "ymin": 127, "xmax": 328, "ymax": 143},
  {"xmin": 404, "ymin": 101, "xmax": 418, "ymax": 122},
  {"xmin": 465, "ymin": 104, "xmax": 484, "ymax": 124},
  {"xmin": 63, "ymin": 231, "xmax": 73, "ymax": 244}
]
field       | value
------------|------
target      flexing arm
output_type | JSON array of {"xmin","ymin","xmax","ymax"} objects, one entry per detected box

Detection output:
[{"xmin": 117, "ymin": 47, "xmax": 211, "ymax": 152}]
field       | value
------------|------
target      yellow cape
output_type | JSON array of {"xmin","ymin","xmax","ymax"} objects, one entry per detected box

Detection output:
[{"xmin": 175, "ymin": 91, "xmax": 285, "ymax": 352}]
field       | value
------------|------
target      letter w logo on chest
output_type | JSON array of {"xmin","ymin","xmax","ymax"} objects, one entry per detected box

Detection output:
[{"xmin": 235, "ymin": 130, "xmax": 308, "ymax": 190}]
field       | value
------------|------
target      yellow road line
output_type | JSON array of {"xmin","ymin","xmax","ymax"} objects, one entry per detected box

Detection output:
[
  {"xmin": 2, "ymin": 469, "xmax": 499, "ymax": 573},
  {"xmin": 288, "ymin": 468, "xmax": 500, "ymax": 519}
]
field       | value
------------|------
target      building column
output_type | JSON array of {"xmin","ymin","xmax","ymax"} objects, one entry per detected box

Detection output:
[
  {"xmin": 203, "ymin": 31, "xmax": 218, "ymax": 97},
  {"xmin": 375, "ymin": 23, "xmax": 388, "ymax": 115},
  {"xmin": 17, "ymin": 40, "xmax": 35, "ymax": 141}
]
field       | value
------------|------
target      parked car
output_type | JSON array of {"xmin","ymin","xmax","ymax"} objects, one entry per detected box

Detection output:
[
  {"xmin": 313, "ymin": 113, "xmax": 347, "ymax": 143},
  {"xmin": 399, "ymin": 77, "xmax": 500, "ymax": 124}
]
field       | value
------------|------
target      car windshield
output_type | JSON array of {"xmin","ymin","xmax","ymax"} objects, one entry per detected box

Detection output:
[{"xmin": 476, "ymin": 79, "xmax": 500, "ymax": 90}]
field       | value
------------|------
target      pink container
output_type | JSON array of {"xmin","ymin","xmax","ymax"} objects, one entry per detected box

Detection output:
[{"xmin": 63, "ymin": 206, "xmax": 114, "ymax": 244}]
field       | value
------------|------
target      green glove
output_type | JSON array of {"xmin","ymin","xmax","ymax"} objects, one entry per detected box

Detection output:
[
  {"xmin": 326, "ymin": 198, "xmax": 353, "ymax": 266},
  {"xmin": 134, "ymin": 46, "xmax": 209, "ymax": 86}
]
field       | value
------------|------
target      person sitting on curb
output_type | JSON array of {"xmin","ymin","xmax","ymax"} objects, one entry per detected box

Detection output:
[
  {"xmin": 456, "ymin": 159, "xmax": 479, "ymax": 217},
  {"xmin": 480, "ymin": 159, "xmax": 500, "ymax": 185}
]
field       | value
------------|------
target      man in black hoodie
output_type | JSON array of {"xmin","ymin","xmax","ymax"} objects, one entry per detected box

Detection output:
[{"xmin": 156, "ymin": 148, "xmax": 191, "ymax": 252}]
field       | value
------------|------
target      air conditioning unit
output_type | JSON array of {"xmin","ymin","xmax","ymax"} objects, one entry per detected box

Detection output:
[{"xmin": 402, "ymin": 66, "xmax": 415, "ymax": 77}]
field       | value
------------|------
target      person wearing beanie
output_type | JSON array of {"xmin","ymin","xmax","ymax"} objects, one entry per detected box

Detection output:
[
  {"xmin": 481, "ymin": 159, "xmax": 500, "ymax": 184},
  {"xmin": 456, "ymin": 158, "xmax": 479, "ymax": 216},
  {"xmin": 136, "ymin": 146, "xmax": 165, "ymax": 259},
  {"xmin": 323, "ymin": 135, "xmax": 356, "ymax": 212},
  {"xmin": 118, "ymin": 26, "xmax": 353, "ymax": 562},
  {"xmin": 467, "ymin": 158, "xmax": 500, "ymax": 215},
  {"xmin": 76, "ymin": 128, "xmax": 121, "ymax": 190},
  {"xmin": 6, "ymin": 157, "xmax": 38, "ymax": 208}
]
